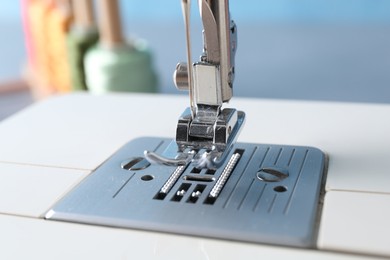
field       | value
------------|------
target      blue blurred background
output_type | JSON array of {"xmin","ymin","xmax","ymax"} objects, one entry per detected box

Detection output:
[{"xmin": 1, "ymin": 0, "xmax": 390, "ymax": 103}]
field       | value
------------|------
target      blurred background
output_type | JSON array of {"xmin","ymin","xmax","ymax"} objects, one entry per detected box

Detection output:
[{"xmin": 1, "ymin": 0, "xmax": 390, "ymax": 120}]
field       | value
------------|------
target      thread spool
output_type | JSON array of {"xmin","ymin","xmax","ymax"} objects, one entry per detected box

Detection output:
[
  {"xmin": 46, "ymin": 0, "xmax": 73, "ymax": 92},
  {"xmin": 27, "ymin": 0, "xmax": 55, "ymax": 95},
  {"xmin": 67, "ymin": 0, "xmax": 99, "ymax": 91},
  {"xmin": 84, "ymin": 0, "xmax": 158, "ymax": 94}
]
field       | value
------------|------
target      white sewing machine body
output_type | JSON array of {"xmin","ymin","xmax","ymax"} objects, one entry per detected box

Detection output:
[{"xmin": 0, "ymin": 93, "xmax": 389, "ymax": 259}]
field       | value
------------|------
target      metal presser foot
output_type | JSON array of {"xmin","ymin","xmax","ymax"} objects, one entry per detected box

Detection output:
[
  {"xmin": 46, "ymin": 0, "xmax": 327, "ymax": 248},
  {"xmin": 145, "ymin": 0, "xmax": 243, "ymax": 171}
]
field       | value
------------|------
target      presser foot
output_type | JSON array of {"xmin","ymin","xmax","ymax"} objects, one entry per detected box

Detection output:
[
  {"xmin": 144, "ymin": 107, "xmax": 246, "ymax": 170},
  {"xmin": 46, "ymin": 137, "xmax": 327, "ymax": 248}
]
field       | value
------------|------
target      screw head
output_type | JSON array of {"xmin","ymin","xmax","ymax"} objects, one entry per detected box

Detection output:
[
  {"xmin": 257, "ymin": 167, "xmax": 289, "ymax": 182},
  {"xmin": 121, "ymin": 157, "xmax": 151, "ymax": 171}
]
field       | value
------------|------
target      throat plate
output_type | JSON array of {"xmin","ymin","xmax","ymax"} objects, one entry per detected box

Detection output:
[{"xmin": 46, "ymin": 137, "xmax": 326, "ymax": 248}]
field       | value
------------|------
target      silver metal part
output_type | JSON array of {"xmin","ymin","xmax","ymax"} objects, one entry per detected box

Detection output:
[
  {"xmin": 160, "ymin": 164, "xmax": 188, "ymax": 194},
  {"xmin": 189, "ymin": 105, "xmax": 222, "ymax": 139},
  {"xmin": 183, "ymin": 175, "xmax": 215, "ymax": 182},
  {"xmin": 174, "ymin": 0, "xmax": 237, "ymax": 104},
  {"xmin": 257, "ymin": 167, "xmax": 289, "ymax": 182},
  {"xmin": 121, "ymin": 157, "xmax": 151, "ymax": 171},
  {"xmin": 180, "ymin": 0, "xmax": 195, "ymax": 116},
  {"xmin": 145, "ymin": 105, "xmax": 244, "ymax": 170},
  {"xmin": 200, "ymin": 0, "xmax": 236, "ymax": 101},
  {"xmin": 177, "ymin": 189, "xmax": 186, "ymax": 196},
  {"xmin": 193, "ymin": 63, "xmax": 222, "ymax": 106},
  {"xmin": 173, "ymin": 62, "xmax": 189, "ymax": 90},
  {"xmin": 144, "ymin": 150, "xmax": 194, "ymax": 167},
  {"xmin": 176, "ymin": 108, "xmax": 242, "ymax": 146},
  {"xmin": 149, "ymin": 0, "xmax": 242, "ymax": 169},
  {"xmin": 199, "ymin": 0, "xmax": 219, "ymax": 63},
  {"xmin": 192, "ymin": 191, "xmax": 202, "ymax": 198},
  {"xmin": 209, "ymin": 152, "xmax": 240, "ymax": 198}
]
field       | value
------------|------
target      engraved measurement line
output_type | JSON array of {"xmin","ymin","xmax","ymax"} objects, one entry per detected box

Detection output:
[
  {"xmin": 113, "ymin": 173, "xmax": 136, "ymax": 198},
  {"xmin": 154, "ymin": 140, "xmax": 165, "ymax": 152},
  {"xmin": 283, "ymin": 149, "xmax": 309, "ymax": 214},
  {"xmin": 287, "ymin": 148, "xmax": 296, "ymax": 166},
  {"xmin": 258, "ymin": 147, "xmax": 270, "ymax": 168},
  {"xmin": 237, "ymin": 178, "xmax": 255, "ymax": 210},
  {"xmin": 253, "ymin": 183, "xmax": 267, "ymax": 212},
  {"xmin": 223, "ymin": 147, "xmax": 258, "ymax": 209},
  {"xmin": 268, "ymin": 194, "xmax": 277, "ymax": 213},
  {"xmin": 273, "ymin": 148, "xmax": 283, "ymax": 165}
]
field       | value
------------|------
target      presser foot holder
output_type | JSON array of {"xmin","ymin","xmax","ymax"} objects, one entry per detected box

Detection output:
[{"xmin": 46, "ymin": 137, "xmax": 326, "ymax": 248}]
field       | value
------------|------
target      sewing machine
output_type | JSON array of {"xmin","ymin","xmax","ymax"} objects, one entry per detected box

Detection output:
[{"xmin": 0, "ymin": 0, "xmax": 389, "ymax": 259}]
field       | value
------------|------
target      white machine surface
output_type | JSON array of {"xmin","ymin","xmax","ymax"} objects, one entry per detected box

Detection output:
[{"xmin": 0, "ymin": 93, "xmax": 389, "ymax": 259}]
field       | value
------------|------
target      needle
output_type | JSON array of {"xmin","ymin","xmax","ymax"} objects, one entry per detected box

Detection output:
[{"xmin": 181, "ymin": 0, "xmax": 196, "ymax": 118}]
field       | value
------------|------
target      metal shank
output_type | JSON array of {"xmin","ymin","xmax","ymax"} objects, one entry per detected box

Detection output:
[
  {"xmin": 174, "ymin": 0, "xmax": 239, "ymax": 142},
  {"xmin": 146, "ymin": 0, "xmax": 242, "ymax": 169}
]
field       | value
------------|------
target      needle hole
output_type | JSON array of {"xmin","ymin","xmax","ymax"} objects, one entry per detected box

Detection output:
[
  {"xmin": 141, "ymin": 175, "xmax": 154, "ymax": 181},
  {"xmin": 274, "ymin": 186, "xmax": 287, "ymax": 192}
]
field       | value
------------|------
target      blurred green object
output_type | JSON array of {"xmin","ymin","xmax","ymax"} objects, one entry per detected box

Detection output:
[
  {"xmin": 84, "ymin": 40, "xmax": 157, "ymax": 94},
  {"xmin": 67, "ymin": 28, "xmax": 99, "ymax": 91},
  {"xmin": 84, "ymin": 0, "xmax": 158, "ymax": 94},
  {"xmin": 67, "ymin": 0, "xmax": 99, "ymax": 91}
]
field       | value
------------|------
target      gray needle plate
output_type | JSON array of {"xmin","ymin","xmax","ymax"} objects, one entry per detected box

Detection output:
[{"xmin": 46, "ymin": 137, "xmax": 326, "ymax": 248}]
